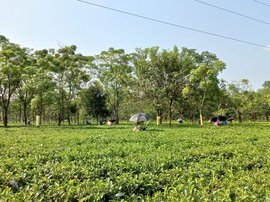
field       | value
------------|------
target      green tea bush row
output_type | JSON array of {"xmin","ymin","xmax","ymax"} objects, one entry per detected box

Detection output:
[{"xmin": 1, "ymin": 123, "xmax": 270, "ymax": 201}]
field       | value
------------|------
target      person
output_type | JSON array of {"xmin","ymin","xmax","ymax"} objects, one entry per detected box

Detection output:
[
  {"xmin": 84, "ymin": 119, "xmax": 91, "ymax": 125},
  {"xmin": 99, "ymin": 120, "xmax": 105, "ymax": 125},
  {"xmin": 177, "ymin": 118, "xmax": 184, "ymax": 124},
  {"xmin": 106, "ymin": 119, "xmax": 116, "ymax": 126},
  {"xmin": 133, "ymin": 121, "xmax": 146, "ymax": 132},
  {"xmin": 222, "ymin": 120, "xmax": 228, "ymax": 125},
  {"xmin": 213, "ymin": 120, "xmax": 220, "ymax": 126},
  {"xmin": 228, "ymin": 117, "xmax": 234, "ymax": 124}
]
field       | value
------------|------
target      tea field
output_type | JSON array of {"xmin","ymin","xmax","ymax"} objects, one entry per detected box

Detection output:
[{"xmin": 1, "ymin": 123, "xmax": 270, "ymax": 201}]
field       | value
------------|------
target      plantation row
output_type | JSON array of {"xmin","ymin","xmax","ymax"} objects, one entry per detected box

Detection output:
[{"xmin": 1, "ymin": 123, "xmax": 270, "ymax": 201}]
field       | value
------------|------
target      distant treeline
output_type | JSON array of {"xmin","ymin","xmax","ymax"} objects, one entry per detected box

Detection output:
[{"xmin": 0, "ymin": 35, "xmax": 269, "ymax": 127}]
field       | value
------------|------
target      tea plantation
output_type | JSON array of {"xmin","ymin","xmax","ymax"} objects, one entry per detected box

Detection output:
[{"xmin": 1, "ymin": 123, "xmax": 270, "ymax": 201}]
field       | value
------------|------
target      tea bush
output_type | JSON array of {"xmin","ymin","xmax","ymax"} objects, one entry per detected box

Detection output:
[{"xmin": 1, "ymin": 123, "xmax": 270, "ymax": 201}]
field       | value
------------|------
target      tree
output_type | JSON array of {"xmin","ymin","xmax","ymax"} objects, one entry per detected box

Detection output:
[
  {"xmin": 210, "ymin": 79, "xmax": 232, "ymax": 118},
  {"xmin": 253, "ymin": 80, "xmax": 270, "ymax": 121},
  {"xmin": 133, "ymin": 47, "xmax": 167, "ymax": 124},
  {"xmin": 96, "ymin": 48, "xmax": 132, "ymax": 124},
  {"xmin": 133, "ymin": 46, "xmax": 197, "ymax": 125},
  {"xmin": 80, "ymin": 82, "xmax": 109, "ymax": 123},
  {"xmin": 16, "ymin": 53, "xmax": 38, "ymax": 125},
  {"xmin": 30, "ymin": 49, "xmax": 57, "ymax": 124},
  {"xmin": 226, "ymin": 79, "xmax": 252, "ymax": 123},
  {"xmin": 162, "ymin": 47, "xmax": 196, "ymax": 125},
  {"xmin": 0, "ymin": 35, "xmax": 28, "ymax": 127},
  {"xmin": 182, "ymin": 51, "xmax": 226, "ymax": 126},
  {"xmin": 47, "ymin": 46, "xmax": 94, "ymax": 126}
]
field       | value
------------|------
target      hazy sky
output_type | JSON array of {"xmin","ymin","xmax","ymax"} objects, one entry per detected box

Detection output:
[{"xmin": 1, "ymin": 0, "xmax": 270, "ymax": 89}]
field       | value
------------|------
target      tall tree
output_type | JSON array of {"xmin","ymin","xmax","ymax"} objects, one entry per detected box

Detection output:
[
  {"xmin": 183, "ymin": 51, "xmax": 226, "ymax": 126},
  {"xmin": 96, "ymin": 48, "xmax": 132, "ymax": 124},
  {"xmin": 80, "ymin": 82, "xmax": 109, "ymax": 123},
  {"xmin": 133, "ymin": 47, "xmax": 167, "ymax": 124},
  {"xmin": 252, "ymin": 81, "xmax": 270, "ymax": 121},
  {"xmin": 162, "ymin": 47, "xmax": 195, "ymax": 125},
  {"xmin": 47, "ymin": 46, "xmax": 94, "ymax": 126},
  {"xmin": 30, "ymin": 49, "xmax": 57, "ymax": 124},
  {"xmin": 0, "ymin": 36, "xmax": 28, "ymax": 127},
  {"xmin": 16, "ymin": 53, "xmax": 37, "ymax": 125},
  {"xmin": 226, "ymin": 79, "xmax": 252, "ymax": 123}
]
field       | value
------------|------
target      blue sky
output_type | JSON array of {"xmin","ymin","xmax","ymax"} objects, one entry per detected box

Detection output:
[{"xmin": 1, "ymin": 0, "xmax": 270, "ymax": 89}]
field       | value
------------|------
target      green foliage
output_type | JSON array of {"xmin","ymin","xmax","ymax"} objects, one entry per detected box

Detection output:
[
  {"xmin": 96, "ymin": 48, "xmax": 133, "ymax": 124},
  {"xmin": 1, "ymin": 34, "xmax": 270, "ymax": 126},
  {"xmin": 0, "ymin": 35, "xmax": 29, "ymax": 126},
  {"xmin": 183, "ymin": 51, "xmax": 226, "ymax": 113},
  {"xmin": 133, "ymin": 47, "xmax": 197, "ymax": 124},
  {"xmin": 80, "ymin": 82, "xmax": 109, "ymax": 122},
  {"xmin": 1, "ymin": 123, "xmax": 270, "ymax": 200},
  {"xmin": 45, "ymin": 45, "xmax": 94, "ymax": 125}
]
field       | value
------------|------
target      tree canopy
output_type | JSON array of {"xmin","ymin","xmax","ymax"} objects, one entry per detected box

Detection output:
[{"xmin": 0, "ymin": 35, "xmax": 268, "ymax": 127}]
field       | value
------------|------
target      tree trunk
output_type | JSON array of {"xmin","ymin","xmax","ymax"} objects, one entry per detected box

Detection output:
[
  {"xmin": 266, "ymin": 114, "xmax": 269, "ymax": 122},
  {"xmin": 115, "ymin": 112, "xmax": 119, "ymax": 124},
  {"xmin": 95, "ymin": 115, "xmax": 99, "ymax": 125},
  {"xmin": 198, "ymin": 109, "xmax": 203, "ymax": 127},
  {"xmin": 43, "ymin": 110, "xmax": 46, "ymax": 123},
  {"xmin": 23, "ymin": 102, "xmax": 28, "ymax": 126},
  {"xmin": 115, "ymin": 102, "xmax": 119, "ymax": 124},
  {"xmin": 112, "ymin": 105, "xmax": 119, "ymax": 124},
  {"xmin": 2, "ymin": 108, "xmax": 8, "ymax": 127},
  {"xmin": 67, "ymin": 108, "xmax": 71, "ymax": 125},
  {"xmin": 190, "ymin": 111, "xmax": 195, "ymax": 124},
  {"xmin": 57, "ymin": 113, "xmax": 62, "ymax": 126},
  {"xmin": 252, "ymin": 115, "xmax": 256, "ymax": 122},
  {"xmin": 76, "ymin": 108, "xmax": 80, "ymax": 125},
  {"xmin": 19, "ymin": 104, "xmax": 22, "ymax": 123},
  {"xmin": 157, "ymin": 109, "xmax": 163, "ymax": 125},
  {"xmin": 40, "ymin": 101, "xmax": 45, "ymax": 124},
  {"xmin": 168, "ymin": 99, "xmax": 173, "ymax": 126},
  {"xmin": 237, "ymin": 110, "xmax": 242, "ymax": 123}
]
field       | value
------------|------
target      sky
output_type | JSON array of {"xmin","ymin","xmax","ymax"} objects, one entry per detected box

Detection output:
[{"xmin": 1, "ymin": 0, "xmax": 270, "ymax": 89}]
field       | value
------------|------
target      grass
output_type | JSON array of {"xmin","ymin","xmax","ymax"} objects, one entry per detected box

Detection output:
[{"xmin": 1, "ymin": 122, "xmax": 270, "ymax": 201}]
